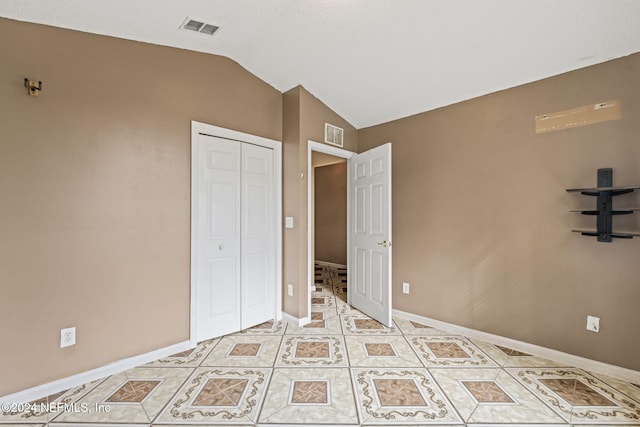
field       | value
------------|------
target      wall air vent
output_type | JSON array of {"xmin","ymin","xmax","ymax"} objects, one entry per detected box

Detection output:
[
  {"xmin": 181, "ymin": 17, "xmax": 220, "ymax": 36},
  {"xmin": 324, "ymin": 123, "xmax": 344, "ymax": 147}
]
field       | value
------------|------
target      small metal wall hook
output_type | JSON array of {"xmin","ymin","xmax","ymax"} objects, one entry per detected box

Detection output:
[{"xmin": 24, "ymin": 78, "xmax": 43, "ymax": 97}]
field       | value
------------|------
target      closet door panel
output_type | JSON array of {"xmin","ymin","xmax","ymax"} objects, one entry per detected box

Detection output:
[
  {"xmin": 241, "ymin": 144, "xmax": 275, "ymax": 328},
  {"xmin": 196, "ymin": 136, "xmax": 242, "ymax": 340}
]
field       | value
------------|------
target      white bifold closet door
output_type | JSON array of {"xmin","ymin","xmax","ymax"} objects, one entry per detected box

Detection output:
[{"xmin": 195, "ymin": 134, "xmax": 274, "ymax": 341}]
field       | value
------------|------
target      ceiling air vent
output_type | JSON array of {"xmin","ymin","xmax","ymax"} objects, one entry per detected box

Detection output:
[
  {"xmin": 324, "ymin": 123, "xmax": 344, "ymax": 147},
  {"xmin": 181, "ymin": 17, "xmax": 220, "ymax": 36}
]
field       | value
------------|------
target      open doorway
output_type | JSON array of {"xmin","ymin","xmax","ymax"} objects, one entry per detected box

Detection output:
[
  {"xmin": 306, "ymin": 140, "xmax": 392, "ymax": 327},
  {"xmin": 306, "ymin": 141, "xmax": 354, "ymax": 322},
  {"xmin": 311, "ymin": 152, "xmax": 348, "ymax": 314}
]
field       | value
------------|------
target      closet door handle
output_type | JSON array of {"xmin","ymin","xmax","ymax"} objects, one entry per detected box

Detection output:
[{"xmin": 219, "ymin": 245, "xmax": 224, "ymax": 251}]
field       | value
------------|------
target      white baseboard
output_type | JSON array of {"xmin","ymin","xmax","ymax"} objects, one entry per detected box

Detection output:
[
  {"xmin": 1, "ymin": 340, "xmax": 192, "ymax": 404},
  {"xmin": 314, "ymin": 260, "xmax": 347, "ymax": 269},
  {"xmin": 281, "ymin": 311, "xmax": 310, "ymax": 327},
  {"xmin": 393, "ymin": 309, "xmax": 640, "ymax": 384}
]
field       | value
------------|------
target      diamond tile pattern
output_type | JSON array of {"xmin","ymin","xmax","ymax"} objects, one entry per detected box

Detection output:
[
  {"xmin": 229, "ymin": 343, "xmax": 261, "ymax": 356},
  {"xmin": 427, "ymin": 342, "xmax": 471, "ymax": 358},
  {"xmin": 354, "ymin": 318, "xmax": 384, "ymax": 330},
  {"xmin": 365, "ymin": 343, "xmax": 396, "ymax": 356},
  {"xmin": 374, "ymin": 379, "xmax": 427, "ymax": 406},
  {"xmin": 410, "ymin": 320, "xmax": 433, "ymax": 329},
  {"xmin": 291, "ymin": 381, "xmax": 329, "ymax": 404},
  {"xmin": 105, "ymin": 380, "xmax": 160, "ymax": 403},
  {"xmin": 496, "ymin": 344, "xmax": 532, "ymax": 357},
  {"xmin": 462, "ymin": 380, "xmax": 514, "ymax": 403},
  {"xmin": 5, "ymin": 263, "xmax": 639, "ymax": 426},
  {"xmin": 540, "ymin": 378, "xmax": 615, "ymax": 406},
  {"xmin": 296, "ymin": 341, "xmax": 330, "ymax": 358},
  {"xmin": 169, "ymin": 349, "xmax": 195, "ymax": 358},
  {"xmin": 192, "ymin": 378, "xmax": 248, "ymax": 406}
]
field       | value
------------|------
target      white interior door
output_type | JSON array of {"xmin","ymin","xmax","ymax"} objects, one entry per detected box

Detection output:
[
  {"xmin": 241, "ymin": 143, "xmax": 275, "ymax": 328},
  {"xmin": 195, "ymin": 135, "xmax": 242, "ymax": 340},
  {"xmin": 348, "ymin": 143, "xmax": 392, "ymax": 326}
]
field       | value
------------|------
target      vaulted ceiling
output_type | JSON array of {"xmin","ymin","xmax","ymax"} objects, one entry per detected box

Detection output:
[{"xmin": 2, "ymin": 0, "xmax": 640, "ymax": 128}]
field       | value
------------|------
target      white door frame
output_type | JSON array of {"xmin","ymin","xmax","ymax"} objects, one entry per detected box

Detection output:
[
  {"xmin": 191, "ymin": 121, "xmax": 282, "ymax": 346},
  {"xmin": 307, "ymin": 140, "xmax": 354, "ymax": 320}
]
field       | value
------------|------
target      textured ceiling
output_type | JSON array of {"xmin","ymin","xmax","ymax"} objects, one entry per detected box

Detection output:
[{"xmin": 2, "ymin": 0, "xmax": 640, "ymax": 128}]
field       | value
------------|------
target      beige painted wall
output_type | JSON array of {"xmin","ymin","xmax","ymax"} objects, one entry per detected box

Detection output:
[
  {"xmin": 359, "ymin": 53, "xmax": 640, "ymax": 371},
  {"xmin": 282, "ymin": 86, "xmax": 357, "ymax": 318},
  {"xmin": 314, "ymin": 163, "xmax": 348, "ymax": 265},
  {"xmin": 0, "ymin": 18, "xmax": 282, "ymax": 395},
  {"xmin": 282, "ymin": 89, "xmax": 302, "ymax": 316}
]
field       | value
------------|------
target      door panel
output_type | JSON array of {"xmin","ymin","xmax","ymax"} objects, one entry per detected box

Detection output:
[
  {"xmin": 244, "ymin": 253, "xmax": 266, "ymax": 309},
  {"xmin": 355, "ymin": 186, "xmax": 367, "ymax": 234},
  {"xmin": 241, "ymin": 143, "xmax": 275, "ymax": 329},
  {"xmin": 348, "ymin": 143, "xmax": 392, "ymax": 326},
  {"xmin": 207, "ymin": 257, "xmax": 238, "ymax": 316},
  {"xmin": 355, "ymin": 247, "xmax": 368, "ymax": 296},
  {"xmin": 196, "ymin": 136, "xmax": 242, "ymax": 340},
  {"xmin": 244, "ymin": 184, "xmax": 266, "ymax": 237},
  {"xmin": 208, "ymin": 182, "xmax": 237, "ymax": 239}
]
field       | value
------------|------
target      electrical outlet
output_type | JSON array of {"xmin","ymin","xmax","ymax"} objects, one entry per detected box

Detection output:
[
  {"xmin": 285, "ymin": 217, "xmax": 294, "ymax": 229},
  {"xmin": 402, "ymin": 282, "xmax": 410, "ymax": 294},
  {"xmin": 586, "ymin": 315, "xmax": 600, "ymax": 333},
  {"xmin": 287, "ymin": 284, "xmax": 293, "ymax": 297},
  {"xmin": 61, "ymin": 327, "xmax": 76, "ymax": 348}
]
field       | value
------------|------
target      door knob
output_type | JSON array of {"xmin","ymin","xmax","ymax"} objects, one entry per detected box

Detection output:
[
  {"xmin": 219, "ymin": 245, "xmax": 224, "ymax": 250},
  {"xmin": 377, "ymin": 240, "xmax": 391, "ymax": 247}
]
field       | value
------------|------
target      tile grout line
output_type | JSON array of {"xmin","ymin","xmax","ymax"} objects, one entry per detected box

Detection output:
[
  {"xmin": 332, "ymin": 265, "xmax": 364, "ymax": 426},
  {"xmin": 251, "ymin": 329, "xmax": 287, "ymax": 424}
]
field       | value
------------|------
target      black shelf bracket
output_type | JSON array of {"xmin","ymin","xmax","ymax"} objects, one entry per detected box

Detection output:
[
  {"xmin": 597, "ymin": 168, "xmax": 613, "ymax": 242},
  {"xmin": 567, "ymin": 168, "xmax": 640, "ymax": 242}
]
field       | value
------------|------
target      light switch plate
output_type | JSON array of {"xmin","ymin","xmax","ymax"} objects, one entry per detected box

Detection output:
[{"xmin": 285, "ymin": 217, "xmax": 294, "ymax": 228}]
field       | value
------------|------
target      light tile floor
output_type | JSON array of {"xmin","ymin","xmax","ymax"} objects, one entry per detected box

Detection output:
[{"xmin": 2, "ymin": 263, "xmax": 640, "ymax": 426}]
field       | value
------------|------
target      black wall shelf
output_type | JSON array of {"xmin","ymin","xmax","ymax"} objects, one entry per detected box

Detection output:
[{"xmin": 566, "ymin": 168, "xmax": 640, "ymax": 242}]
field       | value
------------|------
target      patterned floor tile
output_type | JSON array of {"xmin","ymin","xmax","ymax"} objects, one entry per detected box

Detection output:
[
  {"xmin": 351, "ymin": 367, "xmax": 461, "ymax": 424},
  {"xmin": 237, "ymin": 320, "xmax": 286, "ymax": 335},
  {"xmin": 590, "ymin": 372, "xmax": 640, "ymax": 403},
  {"xmin": 345, "ymin": 335, "xmax": 423, "ymax": 367},
  {"xmin": 155, "ymin": 367, "xmax": 271, "ymax": 424},
  {"xmin": 50, "ymin": 367, "xmax": 192, "ymax": 424},
  {"xmin": 276, "ymin": 335, "xmax": 348, "ymax": 367},
  {"xmin": 311, "ymin": 294, "xmax": 336, "ymax": 308},
  {"xmin": 312, "ymin": 281, "xmax": 336, "ymax": 295},
  {"xmin": 341, "ymin": 314, "xmax": 400, "ymax": 336},
  {"xmin": 430, "ymin": 368, "xmax": 564, "ymax": 423},
  {"xmin": 258, "ymin": 368, "xmax": 358, "ymax": 424},
  {"xmin": 201, "ymin": 335, "xmax": 282, "ymax": 367},
  {"xmin": 146, "ymin": 339, "xmax": 219, "ymax": 367},
  {"xmin": 393, "ymin": 318, "xmax": 452, "ymax": 336},
  {"xmin": 11, "ymin": 262, "xmax": 638, "ymax": 427},
  {"xmin": 286, "ymin": 308, "xmax": 343, "ymax": 335},
  {"xmin": 336, "ymin": 297, "xmax": 363, "ymax": 316},
  {"xmin": 408, "ymin": 336, "xmax": 497, "ymax": 368},
  {"xmin": 0, "ymin": 379, "xmax": 104, "ymax": 424},
  {"xmin": 508, "ymin": 368, "xmax": 640, "ymax": 423},
  {"xmin": 470, "ymin": 340, "xmax": 568, "ymax": 368}
]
